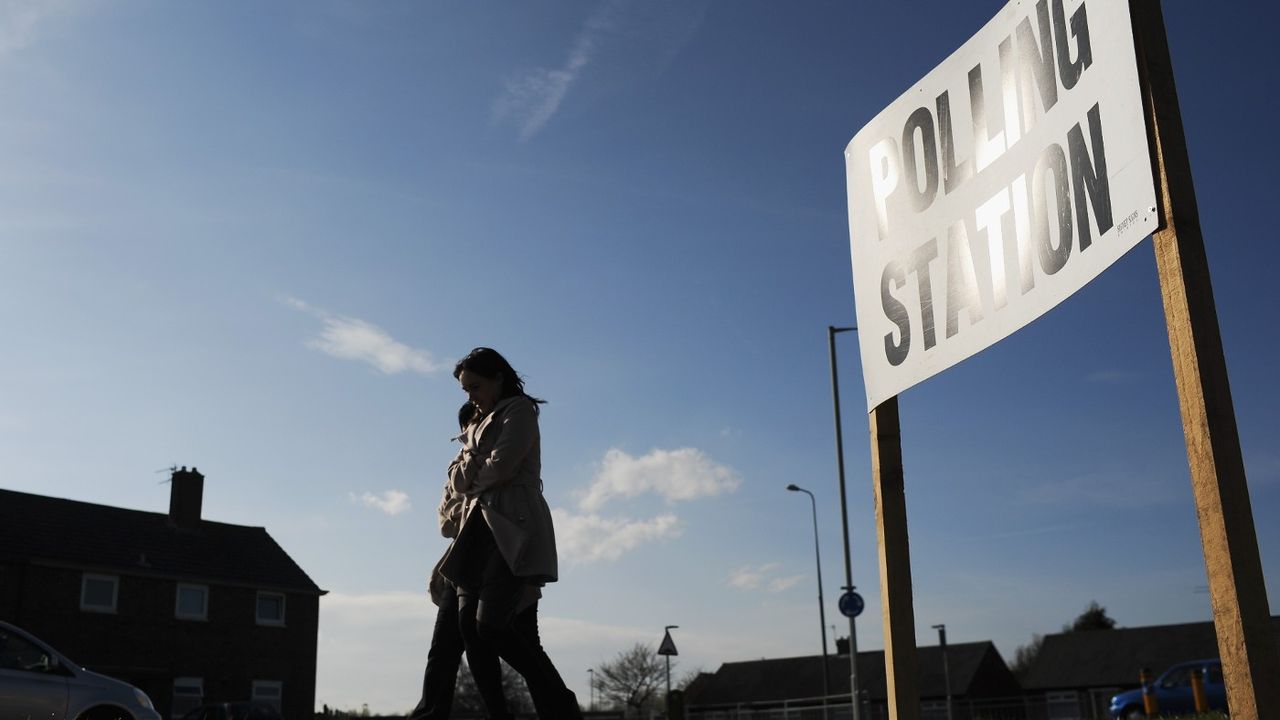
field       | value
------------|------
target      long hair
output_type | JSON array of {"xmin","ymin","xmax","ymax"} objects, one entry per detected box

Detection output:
[{"xmin": 452, "ymin": 347, "xmax": 546, "ymax": 416}]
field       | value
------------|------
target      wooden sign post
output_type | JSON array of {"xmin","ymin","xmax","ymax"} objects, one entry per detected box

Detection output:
[
  {"xmin": 850, "ymin": 2, "xmax": 1276, "ymax": 717},
  {"xmin": 870, "ymin": 397, "xmax": 920, "ymax": 720},
  {"xmin": 1132, "ymin": 2, "xmax": 1280, "ymax": 717}
]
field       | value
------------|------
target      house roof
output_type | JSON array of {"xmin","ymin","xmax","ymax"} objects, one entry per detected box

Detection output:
[
  {"xmin": 685, "ymin": 642, "xmax": 1020, "ymax": 708},
  {"xmin": 0, "ymin": 488, "xmax": 323, "ymax": 594},
  {"xmin": 1021, "ymin": 617, "xmax": 1280, "ymax": 690}
]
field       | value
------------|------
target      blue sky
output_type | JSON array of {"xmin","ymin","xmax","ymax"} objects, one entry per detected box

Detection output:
[{"xmin": 2, "ymin": 0, "xmax": 1278, "ymax": 713}]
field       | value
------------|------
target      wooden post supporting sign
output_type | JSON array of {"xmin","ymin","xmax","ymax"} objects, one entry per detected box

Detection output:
[
  {"xmin": 1132, "ymin": 2, "xmax": 1280, "ymax": 718},
  {"xmin": 850, "ymin": 3, "xmax": 1275, "ymax": 717},
  {"xmin": 870, "ymin": 396, "xmax": 920, "ymax": 720}
]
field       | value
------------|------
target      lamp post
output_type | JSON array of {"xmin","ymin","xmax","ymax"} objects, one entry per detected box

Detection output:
[
  {"xmin": 828, "ymin": 325, "xmax": 861, "ymax": 720},
  {"xmin": 786, "ymin": 483, "xmax": 830, "ymax": 720},
  {"xmin": 933, "ymin": 624, "xmax": 953, "ymax": 720},
  {"xmin": 588, "ymin": 668, "xmax": 595, "ymax": 713}
]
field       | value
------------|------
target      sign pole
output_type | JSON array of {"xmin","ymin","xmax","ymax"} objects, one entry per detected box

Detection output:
[
  {"xmin": 659, "ymin": 625, "xmax": 679, "ymax": 705},
  {"xmin": 870, "ymin": 396, "xmax": 919, "ymax": 720},
  {"xmin": 1131, "ymin": 2, "xmax": 1280, "ymax": 718},
  {"xmin": 828, "ymin": 325, "xmax": 861, "ymax": 720}
]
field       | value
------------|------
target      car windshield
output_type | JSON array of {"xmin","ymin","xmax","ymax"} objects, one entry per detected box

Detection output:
[
  {"xmin": 1161, "ymin": 667, "xmax": 1193, "ymax": 688},
  {"xmin": 0, "ymin": 628, "xmax": 54, "ymax": 672}
]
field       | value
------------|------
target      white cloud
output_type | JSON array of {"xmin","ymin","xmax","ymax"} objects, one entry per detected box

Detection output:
[
  {"xmin": 727, "ymin": 563, "xmax": 776, "ymax": 590},
  {"xmin": 492, "ymin": 1, "xmax": 621, "ymax": 140},
  {"xmin": 350, "ymin": 490, "xmax": 412, "ymax": 516},
  {"xmin": 537, "ymin": 615, "xmax": 655, "ymax": 651},
  {"xmin": 309, "ymin": 317, "xmax": 441, "ymax": 374},
  {"xmin": 728, "ymin": 563, "xmax": 803, "ymax": 594},
  {"xmin": 283, "ymin": 296, "xmax": 312, "ymax": 312},
  {"xmin": 0, "ymin": 1, "xmax": 69, "ymax": 57},
  {"xmin": 317, "ymin": 591, "xmax": 693, "ymax": 713},
  {"xmin": 551, "ymin": 508, "xmax": 681, "ymax": 565},
  {"xmin": 578, "ymin": 447, "xmax": 742, "ymax": 512},
  {"xmin": 768, "ymin": 575, "xmax": 804, "ymax": 593},
  {"xmin": 284, "ymin": 296, "xmax": 444, "ymax": 375},
  {"xmin": 317, "ymin": 592, "xmax": 435, "ymax": 713},
  {"xmin": 548, "ymin": 446, "xmax": 738, "ymax": 565}
]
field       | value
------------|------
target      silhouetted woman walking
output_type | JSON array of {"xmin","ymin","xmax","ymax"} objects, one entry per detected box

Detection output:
[
  {"xmin": 440, "ymin": 347, "xmax": 582, "ymax": 720},
  {"xmin": 408, "ymin": 403, "xmax": 507, "ymax": 720}
]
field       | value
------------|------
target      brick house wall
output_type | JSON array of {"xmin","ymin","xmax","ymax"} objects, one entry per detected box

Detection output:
[
  {"xmin": 0, "ymin": 475, "xmax": 324, "ymax": 720},
  {"xmin": 1, "ymin": 560, "xmax": 319, "ymax": 720}
]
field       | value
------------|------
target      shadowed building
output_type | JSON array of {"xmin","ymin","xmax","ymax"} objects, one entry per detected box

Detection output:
[
  {"xmin": 0, "ymin": 468, "xmax": 325, "ymax": 720},
  {"xmin": 684, "ymin": 641, "xmax": 1021, "ymax": 719},
  {"xmin": 1020, "ymin": 617, "xmax": 1280, "ymax": 720}
]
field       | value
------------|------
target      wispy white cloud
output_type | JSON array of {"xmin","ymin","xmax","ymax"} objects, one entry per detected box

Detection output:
[
  {"xmin": 728, "ymin": 563, "xmax": 804, "ymax": 593},
  {"xmin": 577, "ymin": 447, "xmax": 742, "ymax": 512},
  {"xmin": 284, "ymin": 296, "xmax": 445, "ymax": 375},
  {"xmin": 0, "ymin": 1, "xmax": 70, "ymax": 58},
  {"xmin": 551, "ymin": 508, "xmax": 681, "ymax": 565},
  {"xmin": 317, "ymin": 592, "xmax": 433, "ymax": 713},
  {"xmin": 350, "ymin": 490, "xmax": 412, "ymax": 516},
  {"xmin": 492, "ymin": 1, "xmax": 622, "ymax": 140},
  {"xmin": 537, "ymin": 615, "xmax": 659, "ymax": 650},
  {"xmin": 728, "ymin": 563, "xmax": 775, "ymax": 590},
  {"xmin": 768, "ymin": 575, "xmax": 805, "ymax": 593},
  {"xmin": 550, "ymin": 445, "xmax": 739, "ymax": 564},
  {"xmin": 317, "ymin": 591, "xmax": 701, "ymax": 713}
]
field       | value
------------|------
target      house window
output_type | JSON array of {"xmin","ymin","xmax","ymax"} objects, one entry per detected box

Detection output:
[
  {"xmin": 256, "ymin": 592, "xmax": 285, "ymax": 626},
  {"xmin": 252, "ymin": 681, "xmax": 283, "ymax": 712},
  {"xmin": 80, "ymin": 573, "xmax": 118, "ymax": 613},
  {"xmin": 171, "ymin": 677, "xmax": 203, "ymax": 719},
  {"xmin": 175, "ymin": 584, "xmax": 208, "ymax": 621},
  {"xmin": 1045, "ymin": 691, "xmax": 1081, "ymax": 720}
]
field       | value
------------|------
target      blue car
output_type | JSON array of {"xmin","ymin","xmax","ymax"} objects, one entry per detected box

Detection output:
[{"xmin": 1108, "ymin": 659, "xmax": 1226, "ymax": 718}]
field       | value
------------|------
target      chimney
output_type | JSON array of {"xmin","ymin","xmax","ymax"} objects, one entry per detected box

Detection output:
[{"xmin": 169, "ymin": 466, "xmax": 204, "ymax": 528}]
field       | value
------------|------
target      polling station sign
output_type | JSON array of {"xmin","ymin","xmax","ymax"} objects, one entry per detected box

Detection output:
[{"xmin": 845, "ymin": 0, "xmax": 1158, "ymax": 411}]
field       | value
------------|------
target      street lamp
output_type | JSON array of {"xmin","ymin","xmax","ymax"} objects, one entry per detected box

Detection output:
[
  {"xmin": 932, "ymin": 624, "xmax": 953, "ymax": 720},
  {"xmin": 588, "ymin": 668, "xmax": 595, "ymax": 713},
  {"xmin": 828, "ymin": 325, "xmax": 862, "ymax": 720},
  {"xmin": 786, "ymin": 483, "xmax": 830, "ymax": 720}
]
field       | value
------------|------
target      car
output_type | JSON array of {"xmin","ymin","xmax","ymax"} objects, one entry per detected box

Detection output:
[
  {"xmin": 179, "ymin": 703, "xmax": 283, "ymax": 720},
  {"xmin": 0, "ymin": 620, "xmax": 161, "ymax": 720},
  {"xmin": 1108, "ymin": 659, "xmax": 1226, "ymax": 718}
]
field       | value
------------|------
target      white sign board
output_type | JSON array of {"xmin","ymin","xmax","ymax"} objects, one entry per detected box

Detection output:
[{"xmin": 845, "ymin": 0, "xmax": 1158, "ymax": 411}]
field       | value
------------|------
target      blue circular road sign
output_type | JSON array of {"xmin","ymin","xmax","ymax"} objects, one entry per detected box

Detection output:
[{"xmin": 838, "ymin": 591, "xmax": 865, "ymax": 618}]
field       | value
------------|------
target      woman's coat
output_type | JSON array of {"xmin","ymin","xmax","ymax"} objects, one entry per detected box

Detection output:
[{"xmin": 441, "ymin": 395, "xmax": 558, "ymax": 585}]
